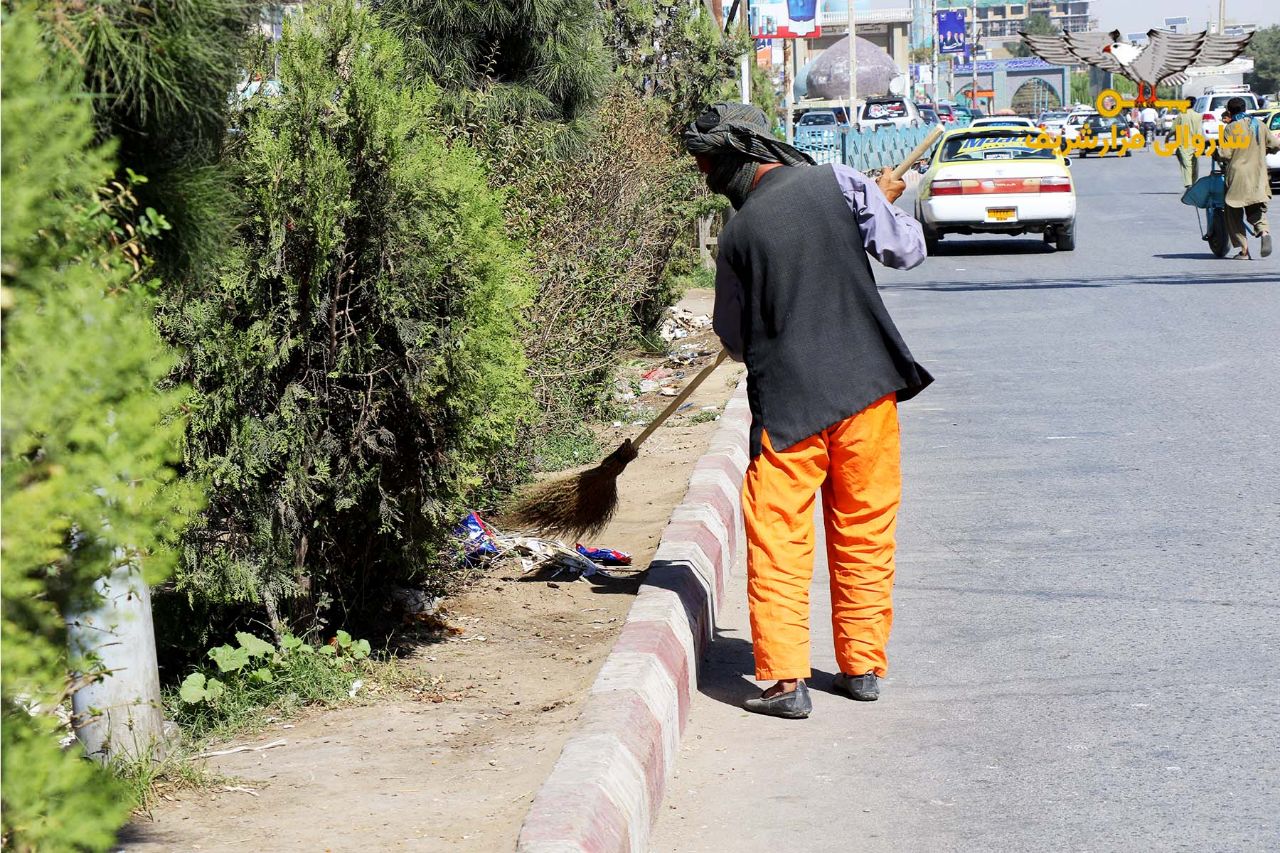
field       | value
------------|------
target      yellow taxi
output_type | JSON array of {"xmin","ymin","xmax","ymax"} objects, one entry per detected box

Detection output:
[{"xmin": 915, "ymin": 126, "xmax": 1077, "ymax": 253}]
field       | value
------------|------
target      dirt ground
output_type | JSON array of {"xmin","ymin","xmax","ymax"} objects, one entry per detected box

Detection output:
[{"xmin": 121, "ymin": 289, "xmax": 743, "ymax": 852}]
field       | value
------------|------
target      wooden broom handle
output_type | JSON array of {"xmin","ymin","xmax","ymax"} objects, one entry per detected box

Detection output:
[
  {"xmin": 888, "ymin": 125, "xmax": 944, "ymax": 180},
  {"xmin": 632, "ymin": 350, "xmax": 731, "ymax": 450}
]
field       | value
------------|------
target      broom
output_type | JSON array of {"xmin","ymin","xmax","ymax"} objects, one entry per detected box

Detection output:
[{"xmin": 503, "ymin": 349, "xmax": 730, "ymax": 540}]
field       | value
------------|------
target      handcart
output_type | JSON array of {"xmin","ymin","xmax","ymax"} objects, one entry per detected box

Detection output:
[{"xmin": 1180, "ymin": 166, "xmax": 1231, "ymax": 258}]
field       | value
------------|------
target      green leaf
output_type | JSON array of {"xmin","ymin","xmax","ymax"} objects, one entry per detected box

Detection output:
[
  {"xmin": 236, "ymin": 631, "xmax": 275, "ymax": 658},
  {"xmin": 249, "ymin": 667, "xmax": 275, "ymax": 684},
  {"xmin": 352, "ymin": 639, "xmax": 371, "ymax": 660},
  {"xmin": 279, "ymin": 633, "xmax": 304, "ymax": 651},
  {"xmin": 179, "ymin": 673, "xmax": 208, "ymax": 704},
  {"xmin": 208, "ymin": 644, "xmax": 250, "ymax": 673},
  {"xmin": 335, "ymin": 629, "xmax": 352, "ymax": 648},
  {"xmin": 205, "ymin": 677, "xmax": 226, "ymax": 700},
  {"xmin": 318, "ymin": 644, "xmax": 336, "ymax": 656}
]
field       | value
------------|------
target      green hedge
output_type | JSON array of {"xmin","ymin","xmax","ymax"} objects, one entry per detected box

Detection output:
[
  {"xmin": 1, "ymin": 10, "xmax": 199, "ymax": 849},
  {"xmin": 166, "ymin": 1, "xmax": 532, "ymax": 624}
]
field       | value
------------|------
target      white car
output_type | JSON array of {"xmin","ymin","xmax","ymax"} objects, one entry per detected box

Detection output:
[
  {"xmin": 1192, "ymin": 87, "xmax": 1261, "ymax": 140},
  {"xmin": 969, "ymin": 116, "xmax": 1037, "ymax": 129},
  {"xmin": 1058, "ymin": 109, "xmax": 1098, "ymax": 149},
  {"xmin": 857, "ymin": 97, "xmax": 923, "ymax": 130},
  {"xmin": 1037, "ymin": 110, "xmax": 1071, "ymax": 134},
  {"xmin": 1247, "ymin": 109, "xmax": 1280, "ymax": 189},
  {"xmin": 915, "ymin": 127, "xmax": 1077, "ymax": 252}
]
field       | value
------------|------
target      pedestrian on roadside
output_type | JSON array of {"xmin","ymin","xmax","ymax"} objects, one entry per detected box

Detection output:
[
  {"xmin": 1216, "ymin": 96, "xmax": 1279, "ymax": 259},
  {"xmin": 683, "ymin": 103, "xmax": 933, "ymax": 719},
  {"xmin": 1140, "ymin": 103, "xmax": 1158, "ymax": 148},
  {"xmin": 1171, "ymin": 104, "xmax": 1203, "ymax": 188}
]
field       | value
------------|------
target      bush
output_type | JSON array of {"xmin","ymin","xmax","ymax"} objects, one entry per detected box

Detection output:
[
  {"xmin": 166, "ymin": 0, "xmax": 532, "ymax": 625},
  {"xmin": 1, "ymin": 9, "xmax": 199, "ymax": 850},
  {"xmin": 472, "ymin": 86, "xmax": 713, "ymax": 437},
  {"xmin": 32, "ymin": 0, "xmax": 259, "ymax": 279},
  {"xmin": 171, "ymin": 630, "xmax": 372, "ymax": 742}
]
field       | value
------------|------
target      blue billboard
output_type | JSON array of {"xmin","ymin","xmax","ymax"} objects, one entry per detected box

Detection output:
[{"xmin": 937, "ymin": 10, "xmax": 966, "ymax": 55}]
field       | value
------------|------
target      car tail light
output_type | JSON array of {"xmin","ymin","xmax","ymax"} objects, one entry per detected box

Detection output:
[
  {"xmin": 1038, "ymin": 176, "xmax": 1072, "ymax": 193},
  {"xmin": 932, "ymin": 177, "xmax": 1071, "ymax": 195},
  {"xmin": 1203, "ymin": 113, "xmax": 1215, "ymax": 121}
]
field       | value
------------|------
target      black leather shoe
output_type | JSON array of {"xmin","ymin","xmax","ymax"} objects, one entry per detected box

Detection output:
[
  {"xmin": 743, "ymin": 681, "xmax": 812, "ymax": 719},
  {"xmin": 832, "ymin": 672, "xmax": 880, "ymax": 702}
]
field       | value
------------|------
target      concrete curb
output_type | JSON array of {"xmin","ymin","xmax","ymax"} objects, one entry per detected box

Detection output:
[{"xmin": 516, "ymin": 381, "xmax": 751, "ymax": 853}]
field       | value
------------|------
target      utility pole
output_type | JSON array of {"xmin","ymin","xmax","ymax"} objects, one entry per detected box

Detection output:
[
  {"xmin": 931, "ymin": 0, "xmax": 939, "ymax": 103},
  {"xmin": 784, "ymin": 38, "xmax": 794, "ymax": 143},
  {"xmin": 848, "ymin": 0, "xmax": 858, "ymax": 126},
  {"xmin": 970, "ymin": 0, "xmax": 978, "ymax": 110},
  {"xmin": 1218, "ymin": 0, "xmax": 1226, "ymax": 34}
]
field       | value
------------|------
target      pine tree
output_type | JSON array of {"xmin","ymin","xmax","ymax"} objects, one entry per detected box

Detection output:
[
  {"xmin": 167, "ymin": 0, "xmax": 532, "ymax": 625},
  {"xmin": 27, "ymin": 0, "xmax": 259, "ymax": 278},
  {"xmin": 1, "ymin": 10, "xmax": 200, "ymax": 849},
  {"xmin": 375, "ymin": 0, "xmax": 607, "ymax": 124}
]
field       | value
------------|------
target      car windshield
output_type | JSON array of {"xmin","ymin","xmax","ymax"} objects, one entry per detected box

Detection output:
[
  {"xmin": 800, "ymin": 113, "xmax": 836, "ymax": 125},
  {"xmin": 1208, "ymin": 95, "xmax": 1258, "ymax": 111},
  {"xmin": 864, "ymin": 100, "xmax": 908, "ymax": 119},
  {"xmin": 941, "ymin": 134, "xmax": 1056, "ymax": 161},
  {"xmin": 937, "ymin": 106, "xmax": 954, "ymax": 116}
]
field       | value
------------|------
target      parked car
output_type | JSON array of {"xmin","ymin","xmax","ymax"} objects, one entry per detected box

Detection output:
[
  {"xmin": 915, "ymin": 127, "xmax": 1076, "ymax": 252},
  {"xmin": 795, "ymin": 109, "xmax": 842, "ymax": 153},
  {"xmin": 933, "ymin": 103, "xmax": 959, "ymax": 125},
  {"xmin": 951, "ymin": 105, "xmax": 974, "ymax": 126},
  {"xmin": 1246, "ymin": 108, "xmax": 1280, "ymax": 190},
  {"xmin": 1192, "ymin": 86, "xmax": 1261, "ymax": 140},
  {"xmin": 918, "ymin": 106, "xmax": 941, "ymax": 126},
  {"xmin": 857, "ymin": 97, "xmax": 923, "ymax": 130},
  {"xmin": 797, "ymin": 109, "xmax": 841, "ymax": 128}
]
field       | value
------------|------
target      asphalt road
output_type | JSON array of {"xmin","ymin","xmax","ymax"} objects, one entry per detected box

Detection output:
[{"xmin": 650, "ymin": 150, "xmax": 1280, "ymax": 852}]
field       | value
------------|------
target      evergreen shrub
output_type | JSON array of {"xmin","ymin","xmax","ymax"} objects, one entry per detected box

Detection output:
[
  {"xmin": 166, "ymin": 0, "xmax": 531, "ymax": 624},
  {"xmin": 1, "ymin": 10, "xmax": 199, "ymax": 849}
]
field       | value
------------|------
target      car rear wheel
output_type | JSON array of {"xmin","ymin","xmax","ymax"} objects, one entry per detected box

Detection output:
[
  {"xmin": 1055, "ymin": 221, "xmax": 1076, "ymax": 252},
  {"xmin": 917, "ymin": 205, "xmax": 941, "ymax": 254}
]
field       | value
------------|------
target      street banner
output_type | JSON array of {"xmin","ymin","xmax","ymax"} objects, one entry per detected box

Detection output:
[
  {"xmin": 937, "ymin": 10, "xmax": 965, "ymax": 54},
  {"xmin": 750, "ymin": 0, "xmax": 823, "ymax": 39}
]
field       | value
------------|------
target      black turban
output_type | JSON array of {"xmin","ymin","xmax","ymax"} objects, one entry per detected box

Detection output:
[{"xmin": 683, "ymin": 103, "xmax": 814, "ymax": 209}]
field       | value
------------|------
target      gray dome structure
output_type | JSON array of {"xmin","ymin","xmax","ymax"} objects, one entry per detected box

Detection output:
[{"xmin": 806, "ymin": 35, "xmax": 899, "ymax": 100}]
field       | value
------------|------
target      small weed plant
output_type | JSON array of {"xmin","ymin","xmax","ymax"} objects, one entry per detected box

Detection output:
[{"xmin": 171, "ymin": 631, "xmax": 372, "ymax": 742}]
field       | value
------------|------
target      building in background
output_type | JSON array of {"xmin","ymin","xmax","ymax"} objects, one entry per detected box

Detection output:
[{"xmin": 936, "ymin": 0, "xmax": 1092, "ymax": 42}]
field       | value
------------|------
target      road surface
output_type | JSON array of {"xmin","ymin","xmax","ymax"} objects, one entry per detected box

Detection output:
[{"xmin": 650, "ymin": 150, "xmax": 1280, "ymax": 852}]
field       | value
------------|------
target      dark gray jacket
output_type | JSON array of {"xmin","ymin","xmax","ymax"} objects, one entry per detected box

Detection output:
[{"xmin": 716, "ymin": 164, "xmax": 933, "ymax": 457}]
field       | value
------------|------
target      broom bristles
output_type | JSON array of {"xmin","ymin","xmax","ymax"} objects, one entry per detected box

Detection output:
[{"xmin": 502, "ymin": 440, "xmax": 639, "ymax": 541}]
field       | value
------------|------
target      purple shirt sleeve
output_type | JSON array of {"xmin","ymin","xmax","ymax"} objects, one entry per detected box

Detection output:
[{"xmin": 832, "ymin": 163, "xmax": 927, "ymax": 270}]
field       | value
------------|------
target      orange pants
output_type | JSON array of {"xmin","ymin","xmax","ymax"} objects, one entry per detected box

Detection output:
[{"xmin": 742, "ymin": 394, "xmax": 901, "ymax": 681}]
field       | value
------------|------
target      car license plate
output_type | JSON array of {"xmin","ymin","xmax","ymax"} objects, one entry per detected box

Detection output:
[{"xmin": 987, "ymin": 207, "xmax": 1016, "ymax": 222}]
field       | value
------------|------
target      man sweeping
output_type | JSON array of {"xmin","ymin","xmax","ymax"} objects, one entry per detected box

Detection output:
[{"xmin": 684, "ymin": 103, "xmax": 932, "ymax": 719}]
